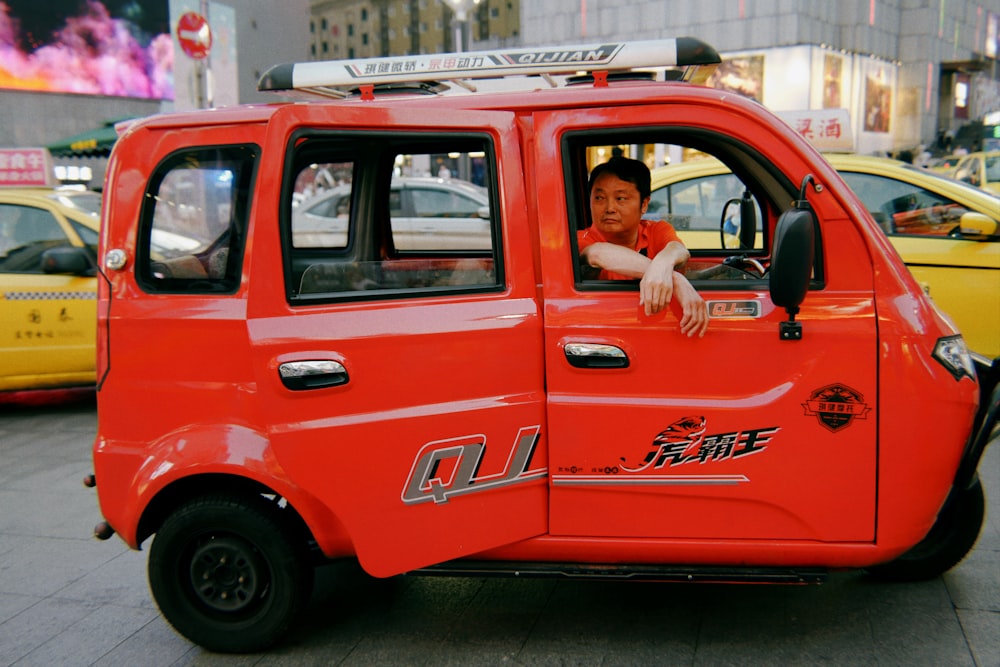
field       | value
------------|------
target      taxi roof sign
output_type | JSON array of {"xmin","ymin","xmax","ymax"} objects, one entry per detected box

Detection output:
[
  {"xmin": 258, "ymin": 37, "xmax": 720, "ymax": 99},
  {"xmin": 0, "ymin": 148, "xmax": 57, "ymax": 188}
]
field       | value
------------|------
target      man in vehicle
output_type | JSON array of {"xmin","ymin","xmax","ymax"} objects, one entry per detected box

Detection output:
[{"xmin": 578, "ymin": 156, "xmax": 709, "ymax": 337}]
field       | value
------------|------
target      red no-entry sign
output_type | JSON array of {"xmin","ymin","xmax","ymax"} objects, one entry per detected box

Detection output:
[{"xmin": 177, "ymin": 12, "xmax": 212, "ymax": 60}]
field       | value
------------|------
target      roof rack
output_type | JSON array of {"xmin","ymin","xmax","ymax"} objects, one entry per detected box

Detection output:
[{"xmin": 258, "ymin": 37, "xmax": 720, "ymax": 100}]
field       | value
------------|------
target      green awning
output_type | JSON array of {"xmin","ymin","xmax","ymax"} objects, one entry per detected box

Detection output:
[{"xmin": 47, "ymin": 119, "xmax": 132, "ymax": 158}]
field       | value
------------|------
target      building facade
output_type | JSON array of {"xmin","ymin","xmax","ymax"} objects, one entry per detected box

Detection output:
[
  {"xmin": 309, "ymin": 0, "xmax": 520, "ymax": 60},
  {"xmin": 310, "ymin": 0, "xmax": 998, "ymax": 155},
  {"xmin": 520, "ymin": 0, "xmax": 1000, "ymax": 155}
]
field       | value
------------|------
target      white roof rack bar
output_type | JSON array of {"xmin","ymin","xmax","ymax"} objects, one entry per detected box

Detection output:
[{"xmin": 258, "ymin": 37, "xmax": 719, "ymax": 95}]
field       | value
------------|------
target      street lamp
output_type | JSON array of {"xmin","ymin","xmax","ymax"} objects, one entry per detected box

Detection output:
[
  {"xmin": 440, "ymin": 0, "xmax": 481, "ymax": 181},
  {"xmin": 441, "ymin": 0, "xmax": 481, "ymax": 52}
]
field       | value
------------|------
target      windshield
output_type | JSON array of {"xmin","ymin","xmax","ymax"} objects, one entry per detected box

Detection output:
[{"xmin": 49, "ymin": 191, "xmax": 102, "ymax": 217}]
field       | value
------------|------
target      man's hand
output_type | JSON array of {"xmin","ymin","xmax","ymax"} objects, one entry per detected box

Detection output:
[
  {"xmin": 672, "ymin": 272, "xmax": 709, "ymax": 337},
  {"xmin": 638, "ymin": 252, "xmax": 675, "ymax": 316}
]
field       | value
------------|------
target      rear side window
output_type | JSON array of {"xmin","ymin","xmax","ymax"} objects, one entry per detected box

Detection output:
[
  {"xmin": 137, "ymin": 145, "xmax": 258, "ymax": 293},
  {"xmin": 287, "ymin": 133, "xmax": 501, "ymax": 302}
]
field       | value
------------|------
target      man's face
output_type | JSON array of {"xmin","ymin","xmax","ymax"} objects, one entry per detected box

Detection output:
[{"xmin": 589, "ymin": 172, "xmax": 649, "ymax": 243}]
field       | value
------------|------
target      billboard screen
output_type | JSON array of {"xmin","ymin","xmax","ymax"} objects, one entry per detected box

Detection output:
[{"xmin": 0, "ymin": 0, "xmax": 173, "ymax": 99}]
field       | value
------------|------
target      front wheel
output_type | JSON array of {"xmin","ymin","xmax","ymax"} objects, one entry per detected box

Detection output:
[
  {"xmin": 148, "ymin": 494, "xmax": 314, "ymax": 653},
  {"xmin": 866, "ymin": 477, "xmax": 985, "ymax": 582}
]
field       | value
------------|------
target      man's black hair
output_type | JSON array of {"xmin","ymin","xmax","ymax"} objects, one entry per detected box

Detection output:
[{"xmin": 588, "ymin": 156, "xmax": 651, "ymax": 201}]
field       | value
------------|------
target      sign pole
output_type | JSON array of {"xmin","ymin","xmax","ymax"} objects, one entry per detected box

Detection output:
[{"xmin": 201, "ymin": 0, "xmax": 212, "ymax": 108}]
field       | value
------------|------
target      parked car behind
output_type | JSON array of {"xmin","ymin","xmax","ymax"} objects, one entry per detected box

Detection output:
[
  {"xmin": 0, "ymin": 187, "xmax": 100, "ymax": 397},
  {"xmin": 924, "ymin": 154, "xmax": 962, "ymax": 174},
  {"xmin": 650, "ymin": 154, "xmax": 1000, "ymax": 358},
  {"xmin": 951, "ymin": 150, "xmax": 1000, "ymax": 194},
  {"xmin": 293, "ymin": 176, "xmax": 491, "ymax": 250}
]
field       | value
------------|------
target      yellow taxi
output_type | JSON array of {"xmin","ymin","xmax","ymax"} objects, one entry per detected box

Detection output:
[
  {"xmin": 925, "ymin": 154, "xmax": 962, "ymax": 174},
  {"xmin": 951, "ymin": 150, "xmax": 1000, "ymax": 194},
  {"xmin": 650, "ymin": 153, "xmax": 1000, "ymax": 359},
  {"xmin": 0, "ymin": 186, "xmax": 100, "ymax": 396}
]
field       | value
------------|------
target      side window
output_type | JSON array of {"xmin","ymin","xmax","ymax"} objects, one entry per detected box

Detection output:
[
  {"xmin": 985, "ymin": 155, "xmax": 1000, "ymax": 182},
  {"xmin": 292, "ymin": 161, "xmax": 353, "ymax": 249},
  {"xmin": 0, "ymin": 204, "xmax": 69, "ymax": 274},
  {"xmin": 137, "ymin": 145, "xmax": 257, "ymax": 293},
  {"xmin": 648, "ymin": 173, "xmax": 764, "ymax": 241},
  {"xmin": 69, "ymin": 219, "xmax": 99, "ymax": 257},
  {"xmin": 288, "ymin": 135, "xmax": 501, "ymax": 301},
  {"xmin": 839, "ymin": 171, "xmax": 968, "ymax": 236},
  {"xmin": 568, "ymin": 135, "xmax": 781, "ymax": 290}
]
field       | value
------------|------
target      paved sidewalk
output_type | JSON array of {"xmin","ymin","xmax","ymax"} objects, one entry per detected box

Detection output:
[{"xmin": 0, "ymin": 397, "xmax": 998, "ymax": 666}]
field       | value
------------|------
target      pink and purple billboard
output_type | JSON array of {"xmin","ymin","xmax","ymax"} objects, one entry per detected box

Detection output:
[{"xmin": 0, "ymin": 0, "xmax": 173, "ymax": 99}]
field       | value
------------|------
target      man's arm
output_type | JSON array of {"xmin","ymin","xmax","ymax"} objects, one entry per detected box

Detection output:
[
  {"xmin": 580, "ymin": 240, "xmax": 690, "ymax": 279},
  {"xmin": 580, "ymin": 242, "xmax": 650, "ymax": 278}
]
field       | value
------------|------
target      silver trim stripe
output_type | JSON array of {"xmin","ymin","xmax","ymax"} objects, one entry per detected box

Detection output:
[{"xmin": 552, "ymin": 474, "xmax": 749, "ymax": 486}]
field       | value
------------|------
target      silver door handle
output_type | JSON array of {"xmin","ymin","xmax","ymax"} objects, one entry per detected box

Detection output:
[
  {"xmin": 278, "ymin": 360, "xmax": 349, "ymax": 390},
  {"xmin": 563, "ymin": 343, "xmax": 629, "ymax": 369}
]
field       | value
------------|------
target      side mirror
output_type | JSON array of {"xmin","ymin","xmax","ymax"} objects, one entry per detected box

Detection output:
[
  {"xmin": 41, "ymin": 246, "xmax": 94, "ymax": 276},
  {"xmin": 769, "ymin": 207, "xmax": 815, "ymax": 340},
  {"xmin": 720, "ymin": 190, "xmax": 757, "ymax": 250},
  {"xmin": 954, "ymin": 212, "xmax": 998, "ymax": 239}
]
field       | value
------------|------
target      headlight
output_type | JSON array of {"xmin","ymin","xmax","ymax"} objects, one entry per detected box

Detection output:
[{"xmin": 932, "ymin": 335, "xmax": 976, "ymax": 381}]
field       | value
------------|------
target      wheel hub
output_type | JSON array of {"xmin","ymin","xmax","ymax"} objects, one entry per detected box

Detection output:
[{"xmin": 189, "ymin": 536, "xmax": 263, "ymax": 612}]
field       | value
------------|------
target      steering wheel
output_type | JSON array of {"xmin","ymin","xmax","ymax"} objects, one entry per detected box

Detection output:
[{"xmin": 723, "ymin": 254, "xmax": 766, "ymax": 277}]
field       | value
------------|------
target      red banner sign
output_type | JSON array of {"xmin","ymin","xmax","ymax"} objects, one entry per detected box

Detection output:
[{"xmin": 0, "ymin": 148, "xmax": 55, "ymax": 187}]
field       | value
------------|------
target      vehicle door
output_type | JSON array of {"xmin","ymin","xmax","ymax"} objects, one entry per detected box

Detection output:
[
  {"xmin": 533, "ymin": 104, "xmax": 879, "ymax": 543},
  {"xmin": 248, "ymin": 106, "xmax": 547, "ymax": 577},
  {"xmin": 0, "ymin": 200, "xmax": 97, "ymax": 391}
]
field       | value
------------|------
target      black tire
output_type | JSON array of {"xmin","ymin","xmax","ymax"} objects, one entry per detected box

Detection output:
[
  {"xmin": 866, "ymin": 477, "xmax": 986, "ymax": 582},
  {"xmin": 148, "ymin": 494, "xmax": 314, "ymax": 653}
]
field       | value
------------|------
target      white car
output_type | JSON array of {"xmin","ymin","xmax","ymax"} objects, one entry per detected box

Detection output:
[{"xmin": 294, "ymin": 176, "xmax": 491, "ymax": 250}]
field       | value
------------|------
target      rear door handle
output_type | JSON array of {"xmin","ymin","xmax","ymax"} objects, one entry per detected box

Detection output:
[
  {"xmin": 279, "ymin": 360, "xmax": 349, "ymax": 390},
  {"xmin": 563, "ymin": 343, "xmax": 629, "ymax": 369}
]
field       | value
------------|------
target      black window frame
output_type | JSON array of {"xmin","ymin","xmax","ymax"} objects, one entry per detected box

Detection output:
[
  {"xmin": 282, "ymin": 130, "xmax": 505, "ymax": 305},
  {"xmin": 135, "ymin": 143, "xmax": 259, "ymax": 295},
  {"xmin": 561, "ymin": 126, "xmax": 824, "ymax": 293}
]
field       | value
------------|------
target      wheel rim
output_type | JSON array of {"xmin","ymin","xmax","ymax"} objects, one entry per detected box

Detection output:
[{"xmin": 188, "ymin": 535, "xmax": 269, "ymax": 614}]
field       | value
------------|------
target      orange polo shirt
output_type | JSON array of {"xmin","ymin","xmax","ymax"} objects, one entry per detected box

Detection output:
[{"xmin": 577, "ymin": 220, "xmax": 682, "ymax": 280}]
